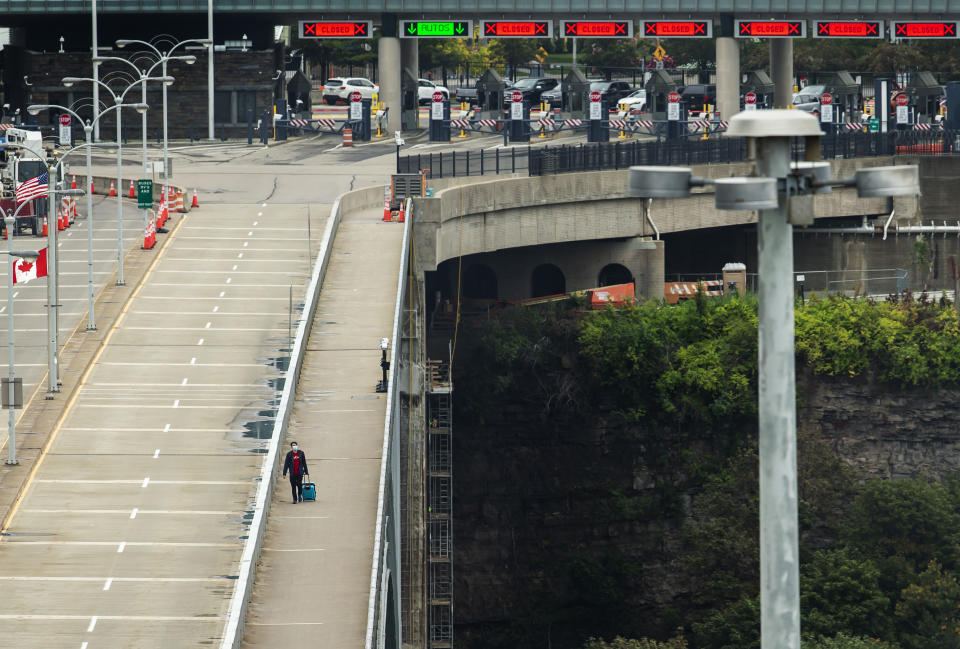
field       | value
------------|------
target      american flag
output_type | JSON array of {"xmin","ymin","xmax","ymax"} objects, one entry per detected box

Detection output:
[{"xmin": 15, "ymin": 171, "xmax": 48, "ymax": 204}]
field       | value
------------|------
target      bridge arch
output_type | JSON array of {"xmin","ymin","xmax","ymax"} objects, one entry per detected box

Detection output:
[
  {"xmin": 598, "ymin": 263, "xmax": 634, "ymax": 287},
  {"xmin": 463, "ymin": 263, "xmax": 498, "ymax": 299},
  {"xmin": 531, "ymin": 263, "xmax": 566, "ymax": 297}
]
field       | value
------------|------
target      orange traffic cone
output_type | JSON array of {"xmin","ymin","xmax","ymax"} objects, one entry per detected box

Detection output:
[
  {"xmin": 191, "ymin": 189, "xmax": 199, "ymax": 208},
  {"xmin": 108, "ymin": 181, "xmax": 117, "ymax": 197},
  {"xmin": 41, "ymin": 215, "xmax": 48, "ymax": 236},
  {"xmin": 57, "ymin": 209, "xmax": 65, "ymax": 231},
  {"xmin": 397, "ymin": 206, "xmax": 405, "ymax": 223},
  {"xmin": 90, "ymin": 179, "xmax": 95, "ymax": 194},
  {"xmin": 142, "ymin": 215, "xmax": 156, "ymax": 250},
  {"xmin": 71, "ymin": 175, "xmax": 77, "ymax": 190},
  {"xmin": 128, "ymin": 179, "xmax": 135, "ymax": 199}
]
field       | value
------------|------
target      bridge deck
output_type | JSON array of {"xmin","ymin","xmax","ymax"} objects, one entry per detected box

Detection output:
[{"xmin": 240, "ymin": 206, "xmax": 403, "ymax": 648}]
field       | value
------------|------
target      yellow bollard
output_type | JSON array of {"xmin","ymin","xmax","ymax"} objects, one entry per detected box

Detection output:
[
  {"xmin": 458, "ymin": 126, "xmax": 468, "ymax": 139},
  {"xmin": 618, "ymin": 127, "xmax": 627, "ymax": 139},
  {"xmin": 538, "ymin": 124, "xmax": 547, "ymax": 139}
]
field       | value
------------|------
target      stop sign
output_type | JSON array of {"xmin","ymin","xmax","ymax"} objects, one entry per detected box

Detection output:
[
  {"xmin": 511, "ymin": 91, "xmax": 523, "ymax": 103},
  {"xmin": 668, "ymin": 91, "xmax": 681, "ymax": 103},
  {"xmin": 589, "ymin": 91, "xmax": 602, "ymax": 102},
  {"xmin": 820, "ymin": 92, "xmax": 833, "ymax": 105},
  {"xmin": 744, "ymin": 91, "xmax": 757, "ymax": 105},
  {"xmin": 895, "ymin": 93, "xmax": 908, "ymax": 106},
  {"xmin": 59, "ymin": 113, "xmax": 71, "ymax": 126},
  {"xmin": 350, "ymin": 91, "xmax": 363, "ymax": 103},
  {"xmin": 432, "ymin": 91, "xmax": 445, "ymax": 103}
]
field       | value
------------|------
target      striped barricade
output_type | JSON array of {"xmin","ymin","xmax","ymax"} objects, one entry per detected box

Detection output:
[{"xmin": 281, "ymin": 118, "xmax": 345, "ymax": 135}]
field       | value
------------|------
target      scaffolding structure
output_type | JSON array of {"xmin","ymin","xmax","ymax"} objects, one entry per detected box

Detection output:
[{"xmin": 427, "ymin": 358, "xmax": 453, "ymax": 648}]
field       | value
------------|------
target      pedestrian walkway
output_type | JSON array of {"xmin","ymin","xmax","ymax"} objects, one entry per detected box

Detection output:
[{"xmin": 240, "ymin": 206, "xmax": 403, "ymax": 647}]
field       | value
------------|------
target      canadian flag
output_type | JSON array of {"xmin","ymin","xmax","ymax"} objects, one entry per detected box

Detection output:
[{"xmin": 12, "ymin": 248, "xmax": 48, "ymax": 285}]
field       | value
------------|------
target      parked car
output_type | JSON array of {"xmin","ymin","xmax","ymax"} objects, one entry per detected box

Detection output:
[
  {"xmin": 617, "ymin": 88, "xmax": 648, "ymax": 114},
  {"xmin": 792, "ymin": 85, "xmax": 828, "ymax": 114},
  {"xmin": 418, "ymin": 79, "xmax": 450, "ymax": 105},
  {"xmin": 540, "ymin": 83, "xmax": 563, "ymax": 108},
  {"xmin": 503, "ymin": 77, "xmax": 560, "ymax": 105},
  {"xmin": 677, "ymin": 84, "xmax": 717, "ymax": 113},
  {"xmin": 590, "ymin": 80, "xmax": 633, "ymax": 105},
  {"xmin": 322, "ymin": 77, "xmax": 380, "ymax": 105}
]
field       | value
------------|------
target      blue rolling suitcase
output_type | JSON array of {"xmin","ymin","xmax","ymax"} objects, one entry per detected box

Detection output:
[{"xmin": 301, "ymin": 475, "xmax": 316, "ymax": 502}]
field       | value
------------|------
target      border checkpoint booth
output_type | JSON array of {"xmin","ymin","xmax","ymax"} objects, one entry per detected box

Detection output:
[
  {"xmin": 475, "ymin": 68, "xmax": 506, "ymax": 119},
  {"xmin": 401, "ymin": 69, "xmax": 419, "ymax": 130},
  {"xmin": 744, "ymin": 70, "xmax": 775, "ymax": 110},
  {"xmin": 645, "ymin": 69, "xmax": 679, "ymax": 120},
  {"xmin": 828, "ymin": 71, "xmax": 861, "ymax": 123},
  {"xmin": 563, "ymin": 66, "xmax": 589, "ymax": 117},
  {"xmin": 909, "ymin": 71, "xmax": 944, "ymax": 123}
]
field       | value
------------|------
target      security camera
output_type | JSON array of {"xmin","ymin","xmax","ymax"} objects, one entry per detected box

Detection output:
[
  {"xmin": 394, "ymin": 131, "xmax": 404, "ymax": 147},
  {"xmin": 380, "ymin": 338, "xmax": 389, "ymax": 351}
]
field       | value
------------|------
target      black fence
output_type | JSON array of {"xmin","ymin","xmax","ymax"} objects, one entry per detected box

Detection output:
[{"xmin": 398, "ymin": 129, "xmax": 960, "ymax": 180}]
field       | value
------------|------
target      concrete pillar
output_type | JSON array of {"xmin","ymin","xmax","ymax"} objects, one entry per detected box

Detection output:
[
  {"xmin": 770, "ymin": 38, "xmax": 794, "ymax": 108},
  {"xmin": 401, "ymin": 38, "xmax": 418, "ymax": 83},
  {"xmin": 378, "ymin": 36, "xmax": 401, "ymax": 134},
  {"xmin": 715, "ymin": 37, "xmax": 740, "ymax": 120}
]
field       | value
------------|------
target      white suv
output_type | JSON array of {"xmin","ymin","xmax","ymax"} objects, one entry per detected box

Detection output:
[
  {"xmin": 322, "ymin": 77, "xmax": 380, "ymax": 104},
  {"xmin": 418, "ymin": 79, "xmax": 450, "ymax": 105}
]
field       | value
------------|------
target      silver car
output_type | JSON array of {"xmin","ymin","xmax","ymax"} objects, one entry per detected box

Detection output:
[{"xmin": 792, "ymin": 85, "xmax": 827, "ymax": 114}]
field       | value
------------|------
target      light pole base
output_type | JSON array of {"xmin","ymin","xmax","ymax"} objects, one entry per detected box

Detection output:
[
  {"xmin": 375, "ymin": 381, "xmax": 387, "ymax": 393},
  {"xmin": 86, "ymin": 325, "xmax": 98, "ymax": 332},
  {"xmin": 4, "ymin": 459, "xmax": 18, "ymax": 465},
  {"xmin": 116, "ymin": 280, "xmax": 126, "ymax": 287}
]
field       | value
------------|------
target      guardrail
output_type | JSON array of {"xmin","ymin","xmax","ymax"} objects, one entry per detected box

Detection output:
[
  {"xmin": 365, "ymin": 197, "xmax": 411, "ymax": 649},
  {"xmin": 218, "ymin": 196, "xmax": 344, "ymax": 649}
]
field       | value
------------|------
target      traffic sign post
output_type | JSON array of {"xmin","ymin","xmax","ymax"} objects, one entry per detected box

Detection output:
[
  {"xmin": 429, "ymin": 92, "xmax": 451, "ymax": 142},
  {"xmin": 136, "ymin": 179, "xmax": 153, "ymax": 210},
  {"xmin": 58, "ymin": 113, "xmax": 72, "ymax": 147},
  {"xmin": 509, "ymin": 91, "xmax": 530, "ymax": 144},
  {"xmin": 744, "ymin": 91, "xmax": 758, "ymax": 111},
  {"xmin": 349, "ymin": 91, "xmax": 363, "ymax": 121},
  {"xmin": 587, "ymin": 91, "xmax": 609, "ymax": 143},
  {"xmin": 667, "ymin": 91, "xmax": 681, "ymax": 121},
  {"xmin": 895, "ymin": 93, "xmax": 909, "ymax": 125},
  {"xmin": 820, "ymin": 93, "xmax": 834, "ymax": 126}
]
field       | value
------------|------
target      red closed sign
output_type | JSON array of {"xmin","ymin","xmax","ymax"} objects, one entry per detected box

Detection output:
[{"xmin": 589, "ymin": 91, "xmax": 602, "ymax": 102}]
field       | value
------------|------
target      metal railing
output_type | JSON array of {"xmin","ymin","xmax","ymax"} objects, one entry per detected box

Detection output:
[
  {"xmin": 665, "ymin": 268, "xmax": 909, "ymax": 298},
  {"xmin": 398, "ymin": 129, "xmax": 960, "ymax": 180}
]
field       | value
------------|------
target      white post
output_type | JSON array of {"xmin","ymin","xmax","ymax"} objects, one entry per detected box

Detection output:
[
  {"xmin": 46, "ymin": 163, "xmax": 60, "ymax": 396},
  {"xmin": 115, "ymin": 100, "xmax": 125, "ymax": 286},
  {"xmin": 755, "ymin": 135, "xmax": 801, "ymax": 649},
  {"xmin": 141, "ymin": 75, "xmax": 149, "ymax": 244},
  {"xmin": 162, "ymin": 58, "xmax": 170, "ymax": 188},
  {"xmin": 85, "ymin": 124, "xmax": 96, "ymax": 331},
  {"xmin": 91, "ymin": 0, "xmax": 99, "ymax": 141},
  {"xmin": 208, "ymin": 0, "xmax": 215, "ymax": 140},
  {"xmin": 5, "ymin": 215, "xmax": 17, "ymax": 464}
]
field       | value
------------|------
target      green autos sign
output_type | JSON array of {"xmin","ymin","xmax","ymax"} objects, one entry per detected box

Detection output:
[
  {"xmin": 868, "ymin": 117, "xmax": 879, "ymax": 133},
  {"xmin": 137, "ymin": 179, "xmax": 153, "ymax": 209},
  {"xmin": 400, "ymin": 20, "xmax": 472, "ymax": 38}
]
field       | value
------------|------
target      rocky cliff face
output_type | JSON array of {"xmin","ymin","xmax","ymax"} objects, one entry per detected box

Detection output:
[{"xmin": 453, "ymin": 366, "xmax": 960, "ymax": 649}]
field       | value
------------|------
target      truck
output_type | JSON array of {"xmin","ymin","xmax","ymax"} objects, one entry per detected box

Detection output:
[{"xmin": 0, "ymin": 128, "xmax": 46, "ymax": 237}]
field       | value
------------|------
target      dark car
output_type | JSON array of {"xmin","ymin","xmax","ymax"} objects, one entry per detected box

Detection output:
[
  {"xmin": 503, "ymin": 77, "xmax": 560, "ymax": 105},
  {"xmin": 677, "ymin": 84, "xmax": 717, "ymax": 113},
  {"xmin": 590, "ymin": 80, "xmax": 633, "ymax": 104},
  {"xmin": 540, "ymin": 82, "xmax": 563, "ymax": 108}
]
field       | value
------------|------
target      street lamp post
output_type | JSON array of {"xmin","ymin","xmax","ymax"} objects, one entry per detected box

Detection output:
[
  {"xmin": 1, "ymin": 224, "xmax": 40, "ymax": 466},
  {"xmin": 63, "ymin": 75, "xmax": 159, "ymax": 286},
  {"xmin": 628, "ymin": 110, "xmax": 920, "ymax": 649},
  {"xmin": 28, "ymin": 103, "xmax": 140, "ymax": 331},
  {"xmin": 116, "ymin": 38, "xmax": 205, "ymax": 191}
]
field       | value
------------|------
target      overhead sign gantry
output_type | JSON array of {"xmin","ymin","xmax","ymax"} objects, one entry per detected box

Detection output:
[
  {"xmin": 813, "ymin": 20, "xmax": 883, "ymax": 38},
  {"xmin": 299, "ymin": 21, "xmax": 373, "ymax": 38},
  {"xmin": 400, "ymin": 20, "xmax": 472, "ymax": 38},
  {"xmin": 892, "ymin": 21, "xmax": 959, "ymax": 38},
  {"xmin": 642, "ymin": 20, "xmax": 712, "ymax": 37},
  {"xmin": 482, "ymin": 20, "xmax": 552, "ymax": 37},
  {"xmin": 561, "ymin": 20, "xmax": 633, "ymax": 37},
  {"xmin": 736, "ymin": 20, "xmax": 806, "ymax": 37}
]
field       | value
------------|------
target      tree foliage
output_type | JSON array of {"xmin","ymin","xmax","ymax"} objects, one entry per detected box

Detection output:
[{"xmin": 896, "ymin": 560, "xmax": 960, "ymax": 649}]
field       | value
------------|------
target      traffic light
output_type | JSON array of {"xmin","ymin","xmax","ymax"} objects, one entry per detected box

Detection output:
[{"xmin": 536, "ymin": 46, "xmax": 548, "ymax": 63}]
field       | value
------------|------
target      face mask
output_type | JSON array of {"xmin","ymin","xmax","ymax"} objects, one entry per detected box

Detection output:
[{"xmin": 292, "ymin": 445, "xmax": 298, "ymax": 451}]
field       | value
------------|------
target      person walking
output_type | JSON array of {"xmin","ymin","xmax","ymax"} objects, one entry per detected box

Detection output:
[{"xmin": 282, "ymin": 441, "xmax": 309, "ymax": 504}]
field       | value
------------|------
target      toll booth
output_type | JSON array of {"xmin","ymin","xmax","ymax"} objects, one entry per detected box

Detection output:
[
  {"xmin": 828, "ymin": 71, "xmax": 860, "ymax": 123},
  {"xmin": 401, "ymin": 69, "xmax": 419, "ymax": 130},
  {"xmin": 429, "ymin": 100, "xmax": 451, "ymax": 142},
  {"xmin": 274, "ymin": 98, "xmax": 288, "ymax": 141},
  {"xmin": 909, "ymin": 71, "xmax": 943, "ymax": 123},
  {"xmin": 587, "ymin": 100, "xmax": 609, "ymax": 143},
  {"xmin": 645, "ymin": 69, "xmax": 679, "ymax": 119},
  {"xmin": 563, "ymin": 67, "xmax": 589, "ymax": 117},
  {"xmin": 476, "ymin": 68, "xmax": 505, "ymax": 118},
  {"xmin": 509, "ymin": 100, "xmax": 531, "ymax": 142},
  {"xmin": 744, "ymin": 70, "xmax": 774, "ymax": 109}
]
